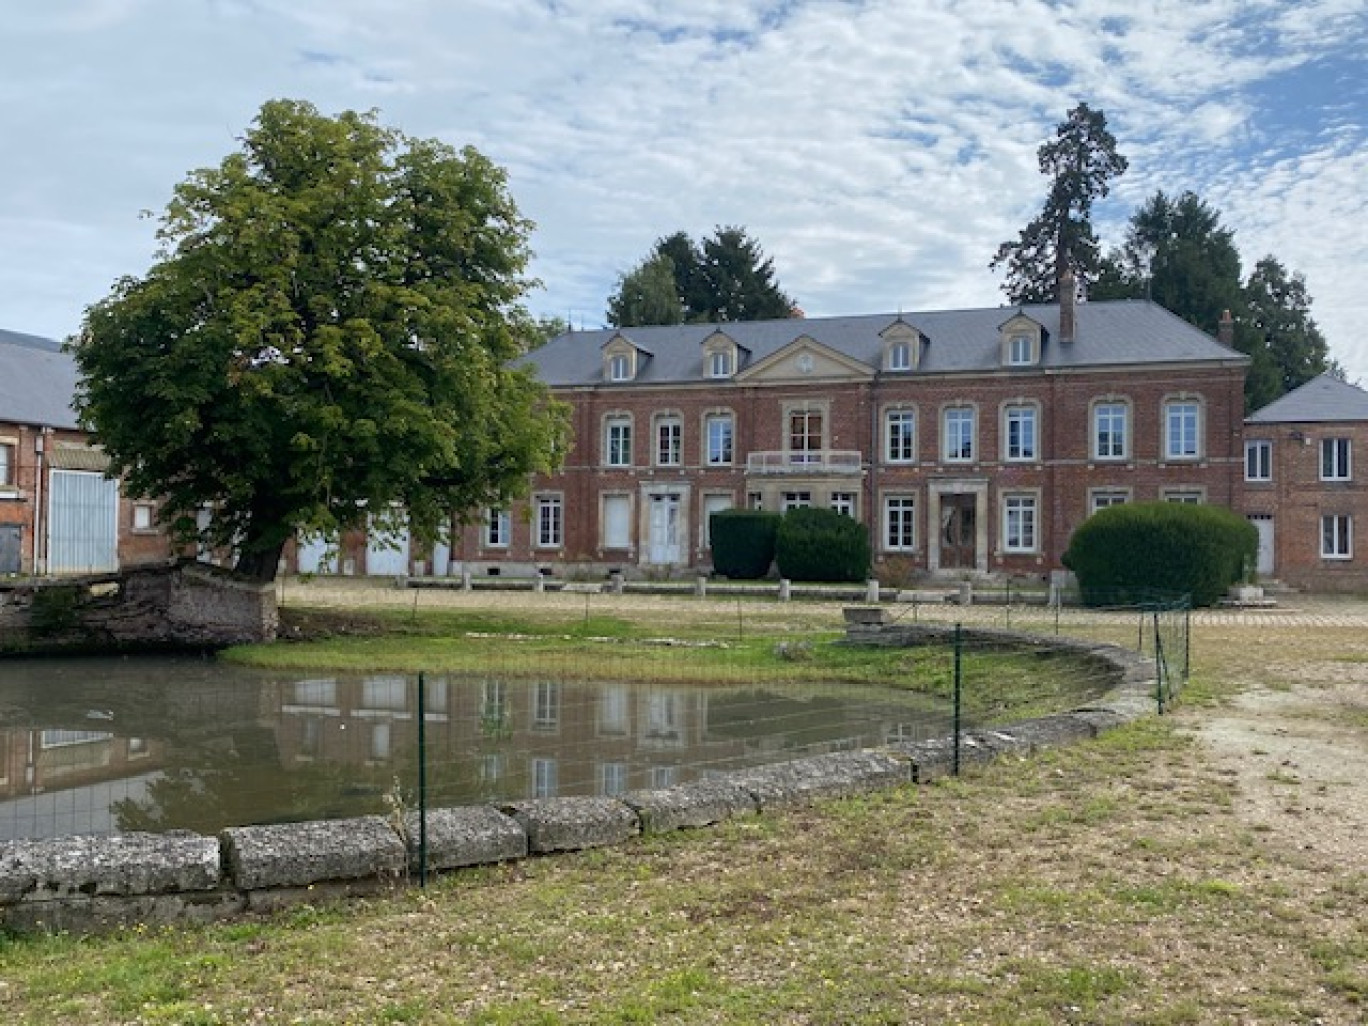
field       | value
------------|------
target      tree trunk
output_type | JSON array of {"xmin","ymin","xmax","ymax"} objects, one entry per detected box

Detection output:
[{"xmin": 234, "ymin": 538, "xmax": 287, "ymax": 583}]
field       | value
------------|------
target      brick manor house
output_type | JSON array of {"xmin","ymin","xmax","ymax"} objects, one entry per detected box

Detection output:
[{"xmin": 446, "ymin": 289, "xmax": 1252, "ymax": 583}]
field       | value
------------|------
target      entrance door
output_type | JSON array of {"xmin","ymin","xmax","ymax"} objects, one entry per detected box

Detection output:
[
  {"xmin": 648, "ymin": 495, "xmax": 682, "ymax": 565},
  {"xmin": 48, "ymin": 470, "xmax": 119, "ymax": 573},
  {"xmin": 1249, "ymin": 515, "xmax": 1275, "ymax": 577},
  {"xmin": 941, "ymin": 493, "xmax": 976, "ymax": 570},
  {"xmin": 0, "ymin": 524, "xmax": 20, "ymax": 573}
]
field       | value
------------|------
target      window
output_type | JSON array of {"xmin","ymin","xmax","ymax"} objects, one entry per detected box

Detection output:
[
  {"xmin": 655, "ymin": 416, "xmax": 682, "ymax": 466},
  {"xmin": 531, "ymin": 758, "xmax": 558, "ymax": 798},
  {"xmin": 884, "ymin": 496, "xmax": 916, "ymax": 551},
  {"xmin": 535, "ymin": 496, "xmax": 562, "ymax": 548},
  {"xmin": 701, "ymin": 494, "xmax": 732, "ymax": 548},
  {"xmin": 888, "ymin": 340, "xmax": 911, "ymax": 371},
  {"xmin": 608, "ymin": 353, "xmax": 630, "ymax": 381},
  {"xmin": 1163, "ymin": 489, "xmax": 1204, "ymax": 505},
  {"xmin": 1008, "ymin": 334, "xmax": 1032, "ymax": 366},
  {"xmin": 885, "ymin": 409, "xmax": 916, "ymax": 463},
  {"xmin": 1004, "ymin": 404, "xmax": 1038, "ymax": 461},
  {"xmin": 782, "ymin": 491, "xmax": 812, "ymax": 511},
  {"xmin": 480, "ymin": 680, "xmax": 509, "ymax": 732},
  {"xmin": 1321, "ymin": 438, "xmax": 1351, "ymax": 481},
  {"xmin": 599, "ymin": 762, "xmax": 629, "ymax": 796},
  {"xmin": 485, "ymin": 508, "xmax": 510, "ymax": 548},
  {"xmin": 0, "ymin": 442, "xmax": 13, "ymax": 486},
  {"xmin": 532, "ymin": 681, "xmax": 560, "ymax": 730},
  {"xmin": 1322, "ymin": 514, "xmax": 1352, "ymax": 559},
  {"xmin": 1245, "ymin": 440, "xmax": 1272, "ymax": 482},
  {"xmin": 788, "ymin": 409, "xmax": 823, "ymax": 464},
  {"xmin": 1089, "ymin": 489, "xmax": 1129, "ymax": 514},
  {"xmin": 602, "ymin": 494, "xmax": 630, "ymax": 549},
  {"xmin": 709, "ymin": 349, "xmax": 733, "ymax": 378},
  {"xmin": 132, "ymin": 503, "xmax": 155, "ymax": 531},
  {"xmin": 705, "ymin": 413, "xmax": 733, "ymax": 465},
  {"xmin": 650, "ymin": 765, "xmax": 678, "ymax": 788},
  {"xmin": 748, "ymin": 491, "xmax": 764, "ymax": 510},
  {"xmin": 605, "ymin": 416, "xmax": 632, "ymax": 467},
  {"xmin": 1003, "ymin": 495, "xmax": 1037, "ymax": 552},
  {"xmin": 943, "ymin": 407, "xmax": 975, "ymax": 462},
  {"xmin": 598, "ymin": 685, "xmax": 629, "ymax": 735},
  {"xmin": 1093, "ymin": 402, "xmax": 1128, "ymax": 460},
  {"xmin": 1165, "ymin": 401, "xmax": 1201, "ymax": 460},
  {"xmin": 830, "ymin": 492, "xmax": 856, "ymax": 518}
]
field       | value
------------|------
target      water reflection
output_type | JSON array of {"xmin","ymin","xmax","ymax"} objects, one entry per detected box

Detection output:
[{"xmin": 0, "ymin": 657, "xmax": 952, "ymax": 841}]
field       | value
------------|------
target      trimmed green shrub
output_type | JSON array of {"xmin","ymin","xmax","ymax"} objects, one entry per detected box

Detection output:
[
  {"xmin": 1062, "ymin": 501, "xmax": 1256, "ymax": 607},
  {"xmin": 775, "ymin": 507, "xmax": 871, "ymax": 583},
  {"xmin": 709, "ymin": 509, "xmax": 781, "ymax": 579}
]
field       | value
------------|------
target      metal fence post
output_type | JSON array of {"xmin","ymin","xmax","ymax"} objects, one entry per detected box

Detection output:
[
  {"xmin": 1152, "ymin": 612, "xmax": 1167, "ymax": 715},
  {"xmin": 417, "ymin": 671, "xmax": 429, "ymax": 887},
  {"xmin": 953, "ymin": 623, "xmax": 962, "ymax": 776}
]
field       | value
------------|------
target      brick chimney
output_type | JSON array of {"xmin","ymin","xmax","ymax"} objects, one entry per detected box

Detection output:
[
  {"xmin": 1059, "ymin": 266, "xmax": 1077, "ymax": 343},
  {"xmin": 1218, "ymin": 308, "xmax": 1235, "ymax": 347}
]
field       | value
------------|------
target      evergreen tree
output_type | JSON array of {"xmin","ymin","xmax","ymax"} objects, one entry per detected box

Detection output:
[
  {"xmin": 991, "ymin": 102, "xmax": 1128, "ymax": 303},
  {"xmin": 605, "ymin": 252, "xmax": 684, "ymax": 328},
  {"xmin": 1239, "ymin": 256, "xmax": 1335, "ymax": 410}
]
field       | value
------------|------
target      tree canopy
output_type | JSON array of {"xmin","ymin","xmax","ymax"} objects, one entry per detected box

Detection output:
[
  {"xmin": 991, "ymin": 102, "xmax": 1128, "ymax": 303},
  {"xmin": 1239, "ymin": 256, "xmax": 1336, "ymax": 410},
  {"xmin": 606, "ymin": 226, "xmax": 797, "ymax": 326},
  {"xmin": 74, "ymin": 99, "xmax": 568, "ymax": 582}
]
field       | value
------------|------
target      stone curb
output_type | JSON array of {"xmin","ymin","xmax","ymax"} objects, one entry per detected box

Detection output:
[
  {"xmin": 500, "ymin": 796, "xmax": 641, "ymax": 854},
  {"xmin": 621, "ymin": 779, "xmax": 759, "ymax": 833},
  {"xmin": 403, "ymin": 805, "xmax": 528, "ymax": 871},
  {"xmin": 223, "ymin": 816, "xmax": 407, "ymax": 891}
]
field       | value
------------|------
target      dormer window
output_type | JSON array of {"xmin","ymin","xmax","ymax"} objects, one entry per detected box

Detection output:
[
  {"xmin": 602, "ymin": 332, "xmax": 645, "ymax": 383},
  {"xmin": 998, "ymin": 313, "xmax": 1044, "ymax": 368},
  {"xmin": 609, "ymin": 353, "xmax": 631, "ymax": 381},
  {"xmin": 880, "ymin": 320, "xmax": 923, "ymax": 373},
  {"xmin": 702, "ymin": 330, "xmax": 739, "ymax": 380}
]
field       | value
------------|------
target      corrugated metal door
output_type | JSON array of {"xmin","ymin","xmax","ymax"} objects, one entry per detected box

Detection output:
[{"xmin": 48, "ymin": 470, "xmax": 119, "ymax": 573}]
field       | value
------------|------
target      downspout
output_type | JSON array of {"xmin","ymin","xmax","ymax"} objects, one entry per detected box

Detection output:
[{"xmin": 31, "ymin": 429, "xmax": 45, "ymax": 575}]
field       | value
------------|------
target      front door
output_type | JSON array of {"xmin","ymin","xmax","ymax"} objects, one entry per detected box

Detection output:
[
  {"xmin": 648, "ymin": 495, "xmax": 682, "ymax": 565},
  {"xmin": 0, "ymin": 524, "xmax": 20, "ymax": 574},
  {"xmin": 941, "ymin": 493, "xmax": 976, "ymax": 570},
  {"xmin": 1249, "ymin": 515, "xmax": 1275, "ymax": 577}
]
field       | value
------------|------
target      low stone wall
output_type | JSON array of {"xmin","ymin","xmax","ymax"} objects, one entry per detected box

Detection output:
[
  {"xmin": 0, "ymin": 561, "xmax": 277, "ymax": 652},
  {"xmin": 0, "ymin": 623, "xmax": 1158, "ymax": 934}
]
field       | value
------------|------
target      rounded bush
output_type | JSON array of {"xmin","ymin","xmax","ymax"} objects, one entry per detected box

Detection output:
[
  {"xmin": 775, "ymin": 507, "xmax": 871, "ymax": 583},
  {"xmin": 1062, "ymin": 501, "xmax": 1256, "ymax": 607},
  {"xmin": 709, "ymin": 510, "xmax": 781, "ymax": 579}
]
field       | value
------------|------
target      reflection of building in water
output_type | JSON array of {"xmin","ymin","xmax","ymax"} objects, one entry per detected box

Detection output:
[
  {"xmin": 267, "ymin": 675, "xmax": 914, "ymax": 802},
  {"xmin": 0, "ymin": 727, "xmax": 164, "ymax": 799}
]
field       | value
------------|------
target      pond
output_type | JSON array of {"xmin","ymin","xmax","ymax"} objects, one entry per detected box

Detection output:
[{"xmin": 0, "ymin": 656, "xmax": 959, "ymax": 841}]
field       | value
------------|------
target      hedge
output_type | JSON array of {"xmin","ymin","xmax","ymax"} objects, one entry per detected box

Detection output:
[
  {"xmin": 709, "ymin": 510, "xmax": 781, "ymax": 579},
  {"xmin": 775, "ymin": 507, "xmax": 871, "ymax": 583}
]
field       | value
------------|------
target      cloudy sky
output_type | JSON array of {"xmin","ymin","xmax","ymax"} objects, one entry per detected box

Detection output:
[{"xmin": 5, "ymin": 0, "xmax": 1367, "ymax": 379}]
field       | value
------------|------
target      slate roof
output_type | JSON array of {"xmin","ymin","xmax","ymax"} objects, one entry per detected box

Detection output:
[
  {"xmin": 0, "ymin": 328, "xmax": 81, "ymax": 430},
  {"xmin": 1246, "ymin": 374, "xmax": 1368, "ymax": 424},
  {"xmin": 524, "ymin": 299, "xmax": 1245, "ymax": 387}
]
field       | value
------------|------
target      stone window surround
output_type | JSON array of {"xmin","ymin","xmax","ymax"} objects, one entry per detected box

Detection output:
[{"xmin": 1001, "ymin": 400, "xmax": 1041, "ymax": 463}]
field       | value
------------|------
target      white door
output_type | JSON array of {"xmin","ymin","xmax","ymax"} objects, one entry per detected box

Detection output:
[
  {"xmin": 603, "ymin": 495, "xmax": 631, "ymax": 549},
  {"xmin": 647, "ymin": 495, "xmax": 682, "ymax": 565},
  {"xmin": 297, "ymin": 533, "xmax": 338, "ymax": 574},
  {"xmin": 366, "ymin": 514, "xmax": 411, "ymax": 576},
  {"xmin": 431, "ymin": 539, "xmax": 451, "ymax": 577},
  {"xmin": 48, "ymin": 470, "xmax": 119, "ymax": 573},
  {"xmin": 701, "ymin": 494, "xmax": 733, "ymax": 550},
  {"xmin": 1249, "ymin": 515, "xmax": 1275, "ymax": 577}
]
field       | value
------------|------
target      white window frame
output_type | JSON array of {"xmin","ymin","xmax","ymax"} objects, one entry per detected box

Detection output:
[
  {"xmin": 485, "ymin": 508, "xmax": 511, "ymax": 548},
  {"xmin": 531, "ymin": 757, "xmax": 558, "ymax": 798},
  {"xmin": 1162, "ymin": 489, "xmax": 1205, "ymax": 505},
  {"xmin": 708, "ymin": 349, "xmax": 733, "ymax": 378},
  {"xmin": 885, "ymin": 408, "xmax": 916, "ymax": 464},
  {"xmin": 888, "ymin": 340, "xmax": 911, "ymax": 371},
  {"xmin": 705, "ymin": 413, "xmax": 733, "ymax": 466},
  {"xmin": 535, "ymin": 495, "xmax": 563, "ymax": 549},
  {"xmin": 1007, "ymin": 334, "xmax": 1032, "ymax": 366},
  {"xmin": 0, "ymin": 440, "xmax": 14, "ymax": 487},
  {"xmin": 1003, "ymin": 403, "xmax": 1038, "ymax": 462},
  {"xmin": 131, "ymin": 502, "xmax": 156, "ymax": 531},
  {"xmin": 883, "ymin": 495, "xmax": 916, "ymax": 552},
  {"xmin": 1322, "ymin": 514, "xmax": 1352, "ymax": 559},
  {"xmin": 1165, "ymin": 400, "xmax": 1202, "ymax": 461},
  {"xmin": 1245, "ymin": 440, "xmax": 1272, "ymax": 482},
  {"xmin": 1002, "ymin": 494, "xmax": 1038, "ymax": 553},
  {"xmin": 830, "ymin": 492, "xmax": 856, "ymax": 518},
  {"xmin": 942, "ymin": 406, "xmax": 975, "ymax": 463},
  {"xmin": 655, "ymin": 415, "xmax": 683, "ymax": 467},
  {"xmin": 1093, "ymin": 401, "xmax": 1129, "ymax": 461},
  {"xmin": 604, "ymin": 415, "xmax": 632, "ymax": 467},
  {"xmin": 1089, "ymin": 489, "xmax": 1129, "ymax": 514},
  {"xmin": 1320, "ymin": 438, "xmax": 1351, "ymax": 481},
  {"xmin": 532, "ymin": 681, "xmax": 561, "ymax": 730},
  {"xmin": 608, "ymin": 352, "xmax": 631, "ymax": 382},
  {"xmin": 786, "ymin": 406, "xmax": 826, "ymax": 465},
  {"xmin": 782, "ymin": 491, "xmax": 812, "ymax": 512}
]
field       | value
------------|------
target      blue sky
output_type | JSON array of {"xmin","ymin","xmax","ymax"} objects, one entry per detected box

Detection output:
[{"xmin": 4, "ymin": 0, "xmax": 1366, "ymax": 384}]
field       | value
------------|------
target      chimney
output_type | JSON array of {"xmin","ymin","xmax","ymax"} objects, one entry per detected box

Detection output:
[
  {"xmin": 1059, "ymin": 266, "xmax": 1077, "ymax": 343},
  {"xmin": 1218, "ymin": 308, "xmax": 1234, "ymax": 347}
]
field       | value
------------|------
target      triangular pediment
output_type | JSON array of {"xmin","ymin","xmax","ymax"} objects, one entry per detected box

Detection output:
[{"xmin": 735, "ymin": 335, "xmax": 874, "ymax": 384}]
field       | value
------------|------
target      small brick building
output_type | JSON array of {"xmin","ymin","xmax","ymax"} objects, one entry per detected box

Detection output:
[{"xmin": 1242, "ymin": 374, "xmax": 1368, "ymax": 592}]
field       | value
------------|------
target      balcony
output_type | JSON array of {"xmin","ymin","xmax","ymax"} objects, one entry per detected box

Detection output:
[{"xmin": 745, "ymin": 450, "xmax": 864, "ymax": 476}]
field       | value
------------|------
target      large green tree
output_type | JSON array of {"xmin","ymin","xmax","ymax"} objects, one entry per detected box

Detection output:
[
  {"xmin": 991, "ymin": 102, "xmax": 1128, "ymax": 303},
  {"xmin": 1239, "ymin": 255, "xmax": 1337, "ymax": 410},
  {"xmin": 606, "ymin": 226, "xmax": 796, "ymax": 326},
  {"xmin": 74, "ymin": 99, "xmax": 568, "ymax": 582}
]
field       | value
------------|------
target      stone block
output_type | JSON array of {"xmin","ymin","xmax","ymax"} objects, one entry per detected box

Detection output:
[
  {"xmin": 222, "ymin": 816, "xmax": 406, "ymax": 891},
  {"xmin": 729, "ymin": 750, "xmax": 910, "ymax": 809},
  {"xmin": 501, "ymin": 797, "xmax": 639, "ymax": 854},
  {"xmin": 404, "ymin": 805, "xmax": 527, "ymax": 870},
  {"xmin": 0, "ymin": 832, "xmax": 221, "ymax": 903},
  {"xmin": 970, "ymin": 714, "xmax": 1098, "ymax": 753},
  {"xmin": 621, "ymin": 779, "xmax": 758, "ymax": 833},
  {"xmin": 843, "ymin": 606, "xmax": 891, "ymax": 626}
]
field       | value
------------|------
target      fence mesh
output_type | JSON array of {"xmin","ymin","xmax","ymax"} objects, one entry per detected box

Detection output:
[{"xmin": 0, "ymin": 582, "xmax": 1187, "ymax": 847}]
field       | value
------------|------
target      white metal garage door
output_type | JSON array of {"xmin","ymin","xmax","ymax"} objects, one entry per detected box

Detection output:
[{"xmin": 48, "ymin": 469, "xmax": 119, "ymax": 573}]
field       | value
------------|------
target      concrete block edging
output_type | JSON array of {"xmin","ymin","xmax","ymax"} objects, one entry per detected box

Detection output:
[{"xmin": 0, "ymin": 624, "xmax": 1157, "ymax": 934}]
